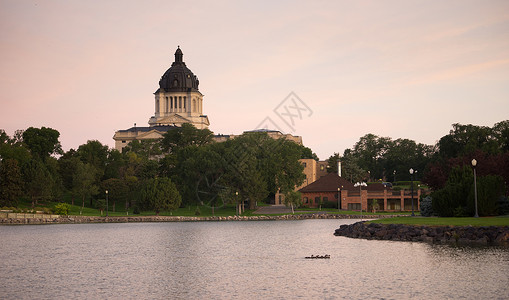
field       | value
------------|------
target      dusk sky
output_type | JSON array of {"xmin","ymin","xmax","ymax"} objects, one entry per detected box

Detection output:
[{"xmin": 1, "ymin": 0, "xmax": 508, "ymax": 160}]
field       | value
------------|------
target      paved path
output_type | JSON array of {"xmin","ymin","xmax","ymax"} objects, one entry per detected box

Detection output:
[{"xmin": 253, "ymin": 205, "xmax": 292, "ymax": 215}]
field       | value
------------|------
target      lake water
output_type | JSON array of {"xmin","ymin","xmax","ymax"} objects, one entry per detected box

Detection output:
[{"xmin": 1, "ymin": 219, "xmax": 508, "ymax": 299}]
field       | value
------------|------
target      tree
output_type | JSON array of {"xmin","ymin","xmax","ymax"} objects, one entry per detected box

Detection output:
[
  {"xmin": 76, "ymin": 140, "xmax": 109, "ymax": 182},
  {"xmin": 0, "ymin": 130, "xmax": 32, "ymax": 165},
  {"xmin": 431, "ymin": 165, "xmax": 473, "ymax": 217},
  {"xmin": 493, "ymin": 120, "xmax": 509, "ymax": 152},
  {"xmin": 22, "ymin": 127, "xmax": 62, "ymax": 160},
  {"xmin": 337, "ymin": 150, "xmax": 366, "ymax": 182},
  {"xmin": 437, "ymin": 123, "xmax": 500, "ymax": 159},
  {"xmin": 284, "ymin": 190, "xmax": 302, "ymax": 214},
  {"xmin": 352, "ymin": 134, "xmax": 392, "ymax": 180},
  {"xmin": 139, "ymin": 177, "xmax": 181, "ymax": 215},
  {"xmin": 121, "ymin": 139, "xmax": 162, "ymax": 159},
  {"xmin": 160, "ymin": 123, "xmax": 213, "ymax": 153},
  {"xmin": 0, "ymin": 158, "xmax": 23, "ymax": 207},
  {"xmin": 101, "ymin": 178, "xmax": 129, "ymax": 213},
  {"xmin": 72, "ymin": 162, "xmax": 99, "ymax": 214},
  {"xmin": 22, "ymin": 159, "xmax": 54, "ymax": 207}
]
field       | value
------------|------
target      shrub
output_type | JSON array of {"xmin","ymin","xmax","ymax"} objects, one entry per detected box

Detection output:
[
  {"xmin": 53, "ymin": 203, "xmax": 71, "ymax": 215},
  {"xmin": 322, "ymin": 201, "xmax": 338, "ymax": 209},
  {"xmin": 472, "ymin": 175, "xmax": 504, "ymax": 216},
  {"xmin": 420, "ymin": 196, "xmax": 433, "ymax": 217},
  {"xmin": 497, "ymin": 196, "xmax": 509, "ymax": 215},
  {"xmin": 133, "ymin": 206, "xmax": 140, "ymax": 214}
]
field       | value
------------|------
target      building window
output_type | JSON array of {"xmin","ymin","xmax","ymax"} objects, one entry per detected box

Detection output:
[
  {"xmin": 304, "ymin": 197, "xmax": 308, "ymax": 203},
  {"xmin": 165, "ymin": 97, "xmax": 169, "ymax": 112},
  {"xmin": 183, "ymin": 96, "xmax": 186, "ymax": 111},
  {"xmin": 122, "ymin": 140, "xmax": 126, "ymax": 143},
  {"xmin": 170, "ymin": 97, "xmax": 173, "ymax": 110},
  {"xmin": 323, "ymin": 197, "xmax": 328, "ymax": 202},
  {"xmin": 303, "ymin": 162, "xmax": 307, "ymax": 167}
]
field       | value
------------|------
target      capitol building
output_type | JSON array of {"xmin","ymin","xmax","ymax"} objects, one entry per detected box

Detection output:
[{"xmin": 113, "ymin": 47, "xmax": 301, "ymax": 151}]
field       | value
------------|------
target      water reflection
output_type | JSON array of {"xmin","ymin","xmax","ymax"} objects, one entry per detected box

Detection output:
[{"xmin": 1, "ymin": 220, "xmax": 508, "ymax": 299}]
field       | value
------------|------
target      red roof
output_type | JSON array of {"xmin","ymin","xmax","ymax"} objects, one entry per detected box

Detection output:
[{"xmin": 299, "ymin": 173, "xmax": 355, "ymax": 193}]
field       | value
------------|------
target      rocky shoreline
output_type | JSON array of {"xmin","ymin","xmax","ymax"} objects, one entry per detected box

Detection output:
[
  {"xmin": 334, "ymin": 221, "xmax": 509, "ymax": 246},
  {"xmin": 0, "ymin": 212, "xmax": 398, "ymax": 225}
]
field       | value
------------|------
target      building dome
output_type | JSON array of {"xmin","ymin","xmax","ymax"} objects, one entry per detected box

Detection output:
[{"xmin": 157, "ymin": 46, "xmax": 200, "ymax": 93}]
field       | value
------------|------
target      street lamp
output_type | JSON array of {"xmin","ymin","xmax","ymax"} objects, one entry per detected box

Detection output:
[
  {"xmin": 409, "ymin": 168, "xmax": 415, "ymax": 216},
  {"xmin": 235, "ymin": 191, "xmax": 239, "ymax": 216},
  {"xmin": 337, "ymin": 187, "xmax": 341, "ymax": 211},
  {"xmin": 105, "ymin": 190, "xmax": 109, "ymax": 217},
  {"xmin": 354, "ymin": 182, "xmax": 367, "ymax": 220},
  {"xmin": 472, "ymin": 159, "xmax": 479, "ymax": 218}
]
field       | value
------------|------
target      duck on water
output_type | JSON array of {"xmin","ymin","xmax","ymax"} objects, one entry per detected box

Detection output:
[{"xmin": 305, "ymin": 255, "xmax": 330, "ymax": 259}]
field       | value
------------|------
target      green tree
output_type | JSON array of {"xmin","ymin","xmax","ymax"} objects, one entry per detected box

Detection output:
[
  {"xmin": 101, "ymin": 178, "xmax": 129, "ymax": 213},
  {"xmin": 22, "ymin": 159, "xmax": 54, "ymax": 207},
  {"xmin": 0, "ymin": 130, "xmax": 32, "ymax": 165},
  {"xmin": 336, "ymin": 150, "xmax": 365, "ymax": 182},
  {"xmin": 431, "ymin": 165, "xmax": 473, "ymax": 217},
  {"xmin": 22, "ymin": 127, "xmax": 62, "ymax": 160},
  {"xmin": 0, "ymin": 158, "xmax": 24, "ymax": 207},
  {"xmin": 72, "ymin": 162, "xmax": 99, "ymax": 214},
  {"xmin": 437, "ymin": 123, "xmax": 500, "ymax": 159},
  {"xmin": 76, "ymin": 140, "xmax": 109, "ymax": 182},
  {"xmin": 139, "ymin": 177, "xmax": 181, "ymax": 215},
  {"xmin": 160, "ymin": 123, "xmax": 213, "ymax": 153},
  {"xmin": 475, "ymin": 175, "xmax": 505, "ymax": 216},
  {"xmin": 493, "ymin": 120, "xmax": 509, "ymax": 152},
  {"xmin": 284, "ymin": 190, "xmax": 302, "ymax": 214}
]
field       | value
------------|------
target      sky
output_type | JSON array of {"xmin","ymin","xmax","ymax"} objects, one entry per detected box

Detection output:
[{"xmin": 1, "ymin": 0, "xmax": 508, "ymax": 160}]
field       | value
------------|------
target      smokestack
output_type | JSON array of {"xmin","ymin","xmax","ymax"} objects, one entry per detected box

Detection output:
[{"xmin": 338, "ymin": 161, "xmax": 342, "ymax": 177}]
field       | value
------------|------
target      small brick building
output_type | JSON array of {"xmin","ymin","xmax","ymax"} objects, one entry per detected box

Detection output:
[{"xmin": 299, "ymin": 173, "xmax": 421, "ymax": 212}]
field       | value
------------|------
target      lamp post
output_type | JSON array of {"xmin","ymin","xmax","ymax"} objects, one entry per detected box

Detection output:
[
  {"xmin": 393, "ymin": 170, "xmax": 396, "ymax": 182},
  {"xmin": 337, "ymin": 187, "xmax": 341, "ymax": 211},
  {"xmin": 354, "ymin": 182, "xmax": 367, "ymax": 220},
  {"xmin": 105, "ymin": 190, "xmax": 109, "ymax": 217},
  {"xmin": 472, "ymin": 159, "xmax": 479, "ymax": 218},
  {"xmin": 235, "ymin": 191, "xmax": 239, "ymax": 216},
  {"xmin": 409, "ymin": 168, "xmax": 415, "ymax": 216}
]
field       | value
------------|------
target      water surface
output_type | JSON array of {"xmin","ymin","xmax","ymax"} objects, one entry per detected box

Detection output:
[{"xmin": 1, "ymin": 220, "xmax": 508, "ymax": 299}]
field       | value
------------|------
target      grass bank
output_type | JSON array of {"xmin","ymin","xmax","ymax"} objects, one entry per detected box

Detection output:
[{"xmin": 369, "ymin": 216, "xmax": 509, "ymax": 227}]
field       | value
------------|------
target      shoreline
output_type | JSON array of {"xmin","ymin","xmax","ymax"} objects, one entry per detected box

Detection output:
[
  {"xmin": 0, "ymin": 212, "xmax": 399, "ymax": 225},
  {"xmin": 334, "ymin": 221, "xmax": 509, "ymax": 246}
]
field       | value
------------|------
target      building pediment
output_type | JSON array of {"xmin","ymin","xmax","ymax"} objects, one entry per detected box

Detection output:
[
  {"xmin": 137, "ymin": 130, "xmax": 165, "ymax": 140},
  {"xmin": 156, "ymin": 114, "xmax": 191, "ymax": 125}
]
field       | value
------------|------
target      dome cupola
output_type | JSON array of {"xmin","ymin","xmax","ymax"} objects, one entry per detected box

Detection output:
[{"xmin": 158, "ymin": 46, "xmax": 200, "ymax": 93}]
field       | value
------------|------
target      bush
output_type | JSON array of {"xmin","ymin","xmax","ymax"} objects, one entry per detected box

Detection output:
[
  {"xmin": 322, "ymin": 201, "xmax": 338, "ymax": 209},
  {"xmin": 473, "ymin": 175, "xmax": 505, "ymax": 216},
  {"xmin": 53, "ymin": 203, "xmax": 71, "ymax": 215},
  {"xmin": 420, "ymin": 196, "xmax": 433, "ymax": 217},
  {"xmin": 497, "ymin": 196, "xmax": 509, "ymax": 215},
  {"xmin": 133, "ymin": 206, "xmax": 140, "ymax": 214}
]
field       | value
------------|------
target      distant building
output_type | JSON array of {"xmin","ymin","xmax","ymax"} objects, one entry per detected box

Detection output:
[
  {"xmin": 298, "ymin": 173, "xmax": 421, "ymax": 212},
  {"xmin": 113, "ymin": 47, "xmax": 209, "ymax": 151},
  {"xmin": 113, "ymin": 47, "xmax": 302, "ymax": 151}
]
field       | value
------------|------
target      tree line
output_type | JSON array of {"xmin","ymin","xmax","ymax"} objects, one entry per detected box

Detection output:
[
  {"xmin": 1, "ymin": 120, "xmax": 508, "ymax": 216},
  {"xmin": 326, "ymin": 120, "xmax": 509, "ymax": 216},
  {"xmin": 0, "ymin": 124, "xmax": 313, "ymax": 214}
]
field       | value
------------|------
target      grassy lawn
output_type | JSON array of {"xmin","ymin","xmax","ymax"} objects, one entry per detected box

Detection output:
[
  {"xmin": 369, "ymin": 216, "xmax": 509, "ymax": 227},
  {"xmin": 296, "ymin": 207, "xmax": 416, "ymax": 215}
]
